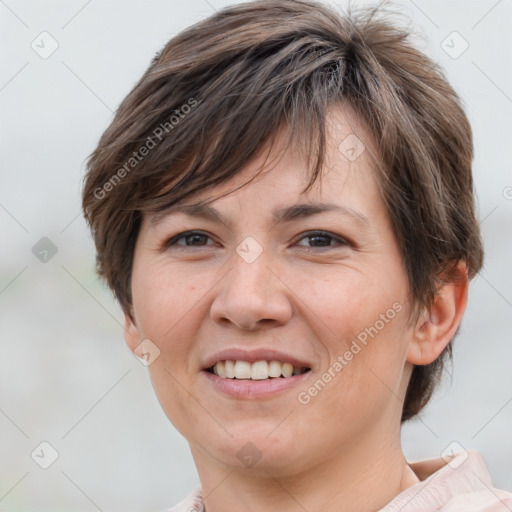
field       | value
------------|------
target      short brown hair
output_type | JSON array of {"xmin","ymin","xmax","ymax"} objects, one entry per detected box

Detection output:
[{"xmin": 81, "ymin": 0, "xmax": 484, "ymax": 421}]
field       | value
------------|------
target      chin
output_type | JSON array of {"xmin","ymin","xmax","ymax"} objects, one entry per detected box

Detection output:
[{"xmin": 193, "ymin": 421, "xmax": 307, "ymax": 471}]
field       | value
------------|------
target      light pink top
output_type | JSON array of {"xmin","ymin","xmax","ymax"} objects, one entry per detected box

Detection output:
[{"xmin": 164, "ymin": 450, "xmax": 512, "ymax": 511}]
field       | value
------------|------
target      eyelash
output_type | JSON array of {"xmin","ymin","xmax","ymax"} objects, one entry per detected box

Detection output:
[{"xmin": 164, "ymin": 230, "xmax": 350, "ymax": 251}]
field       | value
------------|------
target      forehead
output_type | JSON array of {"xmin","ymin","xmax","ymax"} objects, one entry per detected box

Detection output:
[{"xmin": 146, "ymin": 104, "xmax": 380, "ymax": 227}]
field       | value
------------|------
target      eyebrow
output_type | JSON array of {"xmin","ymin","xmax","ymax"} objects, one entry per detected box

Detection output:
[{"xmin": 149, "ymin": 201, "xmax": 371, "ymax": 230}]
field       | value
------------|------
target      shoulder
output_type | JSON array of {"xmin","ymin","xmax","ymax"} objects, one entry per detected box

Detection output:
[
  {"xmin": 439, "ymin": 489, "xmax": 512, "ymax": 511},
  {"xmin": 162, "ymin": 485, "xmax": 204, "ymax": 512},
  {"xmin": 379, "ymin": 450, "xmax": 512, "ymax": 512}
]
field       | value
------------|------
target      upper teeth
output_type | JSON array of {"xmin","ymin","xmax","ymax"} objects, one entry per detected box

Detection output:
[{"xmin": 211, "ymin": 360, "xmax": 307, "ymax": 380}]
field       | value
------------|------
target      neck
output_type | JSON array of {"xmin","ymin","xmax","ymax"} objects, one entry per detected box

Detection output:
[{"xmin": 190, "ymin": 435, "xmax": 420, "ymax": 512}]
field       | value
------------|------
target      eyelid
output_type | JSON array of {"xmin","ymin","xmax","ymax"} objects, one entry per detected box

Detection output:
[
  {"xmin": 164, "ymin": 230, "xmax": 217, "ymax": 248},
  {"xmin": 293, "ymin": 230, "xmax": 350, "ymax": 246},
  {"xmin": 164, "ymin": 229, "xmax": 352, "ymax": 250}
]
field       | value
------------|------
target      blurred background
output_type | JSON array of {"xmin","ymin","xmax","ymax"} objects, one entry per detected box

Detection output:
[{"xmin": 1, "ymin": 0, "xmax": 511, "ymax": 510}]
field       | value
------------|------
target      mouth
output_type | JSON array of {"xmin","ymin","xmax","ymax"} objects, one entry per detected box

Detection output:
[{"xmin": 205, "ymin": 360, "xmax": 312, "ymax": 380}]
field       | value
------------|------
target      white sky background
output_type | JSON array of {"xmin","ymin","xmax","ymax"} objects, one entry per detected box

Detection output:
[{"xmin": 1, "ymin": 0, "xmax": 511, "ymax": 510}]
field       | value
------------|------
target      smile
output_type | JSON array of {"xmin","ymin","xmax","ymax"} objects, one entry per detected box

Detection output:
[
  {"xmin": 207, "ymin": 360, "xmax": 311, "ymax": 380},
  {"xmin": 202, "ymin": 363, "xmax": 312, "ymax": 400}
]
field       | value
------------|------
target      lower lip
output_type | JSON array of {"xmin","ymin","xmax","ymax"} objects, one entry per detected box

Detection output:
[{"xmin": 201, "ymin": 370, "xmax": 311, "ymax": 399}]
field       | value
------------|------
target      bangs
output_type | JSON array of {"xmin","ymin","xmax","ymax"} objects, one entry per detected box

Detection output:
[{"xmin": 122, "ymin": 44, "xmax": 349, "ymax": 216}]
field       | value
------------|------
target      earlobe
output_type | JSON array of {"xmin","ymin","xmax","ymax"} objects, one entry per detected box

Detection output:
[
  {"xmin": 123, "ymin": 311, "xmax": 141, "ymax": 353},
  {"xmin": 407, "ymin": 262, "xmax": 469, "ymax": 366}
]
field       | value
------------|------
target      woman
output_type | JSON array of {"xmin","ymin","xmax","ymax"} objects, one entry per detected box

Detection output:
[{"xmin": 81, "ymin": 0, "xmax": 512, "ymax": 510}]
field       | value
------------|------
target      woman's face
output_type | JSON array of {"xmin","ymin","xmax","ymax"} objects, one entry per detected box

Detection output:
[{"xmin": 125, "ymin": 107, "xmax": 416, "ymax": 475}]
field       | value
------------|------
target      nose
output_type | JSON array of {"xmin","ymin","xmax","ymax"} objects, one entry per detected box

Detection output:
[{"xmin": 210, "ymin": 247, "xmax": 293, "ymax": 331}]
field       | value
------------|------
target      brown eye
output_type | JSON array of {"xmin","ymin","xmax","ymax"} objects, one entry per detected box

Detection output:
[
  {"xmin": 166, "ymin": 231, "xmax": 214, "ymax": 248},
  {"xmin": 296, "ymin": 231, "xmax": 349, "ymax": 248}
]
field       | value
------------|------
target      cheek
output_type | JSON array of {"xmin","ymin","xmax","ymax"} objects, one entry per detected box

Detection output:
[
  {"xmin": 131, "ymin": 259, "xmax": 210, "ymax": 340},
  {"xmin": 327, "ymin": 308, "xmax": 409, "ymax": 419},
  {"xmin": 131, "ymin": 264, "xmax": 208, "ymax": 434},
  {"xmin": 310, "ymin": 272, "xmax": 409, "ymax": 410},
  {"xmin": 312, "ymin": 269, "xmax": 402, "ymax": 341},
  {"xmin": 295, "ymin": 335, "xmax": 407, "ymax": 444}
]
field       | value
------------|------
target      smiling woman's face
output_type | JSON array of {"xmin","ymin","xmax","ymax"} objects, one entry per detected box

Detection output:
[{"xmin": 124, "ymin": 106, "xmax": 417, "ymax": 476}]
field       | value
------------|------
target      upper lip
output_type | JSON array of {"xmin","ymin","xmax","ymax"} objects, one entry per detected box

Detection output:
[{"xmin": 201, "ymin": 348, "xmax": 312, "ymax": 371}]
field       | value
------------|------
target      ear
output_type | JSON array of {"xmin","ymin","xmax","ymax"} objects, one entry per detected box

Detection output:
[
  {"xmin": 407, "ymin": 262, "xmax": 469, "ymax": 365},
  {"xmin": 123, "ymin": 311, "xmax": 141, "ymax": 354}
]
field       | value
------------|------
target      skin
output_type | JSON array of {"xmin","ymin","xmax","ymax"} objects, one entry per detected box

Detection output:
[{"xmin": 124, "ymin": 105, "xmax": 468, "ymax": 512}]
